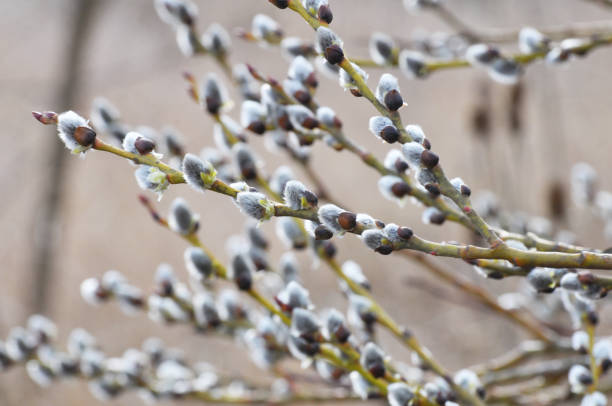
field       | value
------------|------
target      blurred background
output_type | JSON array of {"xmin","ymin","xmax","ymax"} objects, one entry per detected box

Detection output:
[{"xmin": 2, "ymin": 0, "xmax": 612, "ymax": 404}]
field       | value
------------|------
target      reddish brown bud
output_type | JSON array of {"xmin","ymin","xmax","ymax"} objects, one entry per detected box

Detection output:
[
  {"xmin": 305, "ymin": 72, "xmax": 318, "ymax": 88},
  {"xmin": 298, "ymin": 136, "xmax": 314, "ymax": 146},
  {"xmin": 206, "ymin": 97, "xmax": 222, "ymax": 115},
  {"xmin": 460, "ymin": 184, "xmax": 472, "ymax": 196},
  {"xmin": 349, "ymin": 88, "xmax": 363, "ymax": 97},
  {"xmin": 397, "ymin": 227, "xmax": 413, "ymax": 240},
  {"xmin": 277, "ymin": 113, "xmax": 293, "ymax": 131},
  {"xmin": 134, "ymin": 137, "xmax": 156, "ymax": 155},
  {"xmin": 587, "ymin": 311, "xmax": 599, "ymax": 326},
  {"xmin": 334, "ymin": 325, "xmax": 351, "ymax": 343},
  {"xmin": 252, "ymin": 257, "xmax": 268, "ymax": 271},
  {"xmin": 338, "ymin": 212, "xmax": 357, "ymax": 230},
  {"xmin": 322, "ymin": 241, "xmax": 336, "ymax": 258},
  {"xmin": 73, "ymin": 126, "xmax": 97, "ymax": 147},
  {"xmin": 247, "ymin": 120, "xmax": 266, "ymax": 135},
  {"xmin": 477, "ymin": 388, "xmax": 486, "ymax": 400},
  {"xmin": 241, "ymin": 163, "xmax": 258, "ymax": 180},
  {"xmin": 391, "ymin": 182, "xmax": 410, "ymax": 198},
  {"xmin": 384, "ymin": 89, "xmax": 403, "ymax": 111},
  {"xmin": 246, "ymin": 64, "xmax": 264, "ymax": 81},
  {"xmin": 375, "ymin": 220, "xmax": 385, "ymax": 229},
  {"xmin": 429, "ymin": 210, "xmax": 446, "ymax": 225},
  {"xmin": 318, "ymin": 5, "xmax": 333, "ymax": 24},
  {"xmin": 314, "ymin": 225, "xmax": 333, "ymax": 240},
  {"xmin": 324, "ymin": 44, "xmax": 344, "ymax": 65},
  {"xmin": 235, "ymin": 274, "xmax": 252, "ymax": 291},
  {"xmin": 173, "ymin": 5, "xmax": 194, "ymax": 26},
  {"xmin": 182, "ymin": 71, "xmax": 195, "ymax": 82},
  {"xmin": 293, "ymin": 240, "xmax": 307, "ymax": 250},
  {"xmin": 268, "ymin": 77, "xmax": 280, "ymax": 88},
  {"xmin": 138, "ymin": 194, "xmax": 150, "ymax": 205},
  {"xmin": 268, "ymin": 0, "xmax": 289, "ymax": 8},
  {"xmin": 424, "ymin": 183, "xmax": 441, "ymax": 197},
  {"xmin": 375, "ymin": 245, "xmax": 393, "ymax": 255},
  {"xmin": 420, "ymin": 149, "xmax": 439, "ymax": 169},
  {"xmin": 301, "ymin": 117, "xmax": 319, "ymax": 130},
  {"xmin": 487, "ymin": 271, "xmax": 505, "ymax": 280},
  {"xmin": 156, "ymin": 280, "xmax": 174, "ymax": 297},
  {"xmin": 303, "ymin": 190, "xmax": 319, "ymax": 207},
  {"xmin": 422, "ymin": 138, "xmax": 432, "ymax": 150},
  {"xmin": 293, "ymin": 90, "xmax": 312, "ymax": 105},
  {"xmin": 32, "ymin": 111, "xmax": 58, "ymax": 125},
  {"xmin": 380, "ymin": 126, "xmax": 400, "ymax": 143},
  {"xmin": 394, "ymin": 159, "xmax": 409, "ymax": 173},
  {"xmin": 578, "ymin": 271, "xmax": 595, "ymax": 285}
]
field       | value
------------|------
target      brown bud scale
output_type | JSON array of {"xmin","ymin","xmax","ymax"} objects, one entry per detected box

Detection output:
[
  {"xmin": 74, "ymin": 126, "xmax": 97, "ymax": 147},
  {"xmin": 338, "ymin": 212, "xmax": 357, "ymax": 230}
]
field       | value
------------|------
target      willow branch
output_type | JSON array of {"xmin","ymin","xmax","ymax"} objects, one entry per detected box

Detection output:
[
  {"xmin": 138, "ymin": 197, "xmax": 435, "ymax": 400},
  {"xmin": 53, "ymin": 137, "xmax": 612, "ymax": 270},
  {"xmin": 278, "ymin": 0, "xmax": 503, "ymax": 246},
  {"xmin": 351, "ymin": 34, "xmax": 612, "ymax": 76}
]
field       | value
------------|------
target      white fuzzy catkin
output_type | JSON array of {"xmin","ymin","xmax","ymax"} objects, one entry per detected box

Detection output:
[
  {"xmin": 154, "ymin": 0, "xmax": 198, "ymax": 27},
  {"xmin": 361, "ymin": 229, "xmax": 387, "ymax": 250},
  {"xmin": 405, "ymin": 124, "xmax": 426, "ymax": 143},
  {"xmin": 402, "ymin": 142, "xmax": 425, "ymax": 166},
  {"xmin": 175, "ymin": 25, "xmax": 198, "ymax": 57},
  {"xmin": 518, "ymin": 27, "xmax": 548, "ymax": 54},
  {"xmin": 276, "ymin": 281, "xmax": 312, "ymax": 310},
  {"xmin": 453, "ymin": 369, "xmax": 483, "ymax": 397},
  {"xmin": 56, "ymin": 111, "xmax": 92, "ymax": 155},
  {"xmin": 201, "ymin": 72, "xmax": 230, "ymax": 113},
  {"xmin": 488, "ymin": 58, "xmax": 522, "ymax": 85},
  {"xmin": 384, "ymin": 149, "xmax": 409, "ymax": 173},
  {"xmin": 341, "ymin": 260, "xmax": 370, "ymax": 290},
  {"xmin": 569, "ymin": 364, "xmax": 593, "ymax": 394},
  {"xmin": 465, "ymin": 44, "xmax": 500, "ymax": 68},
  {"xmin": 315, "ymin": 26, "xmax": 343, "ymax": 54},
  {"xmin": 90, "ymin": 98, "xmax": 120, "ymax": 132},
  {"xmin": 240, "ymin": 100, "xmax": 267, "ymax": 130},
  {"xmin": 184, "ymin": 247, "xmax": 213, "ymax": 280},
  {"xmin": 283, "ymin": 180, "xmax": 317, "ymax": 210},
  {"xmin": 168, "ymin": 197, "xmax": 198, "ymax": 235},
  {"xmin": 288, "ymin": 56, "xmax": 315, "ymax": 84},
  {"xmin": 376, "ymin": 73, "xmax": 401, "ymax": 104},
  {"xmin": 369, "ymin": 32, "xmax": 395, "ymax": 65},
  {"xmin": 387, "ymin": 382, "xmax": 414, "ymax": 406},
  {"xmin": 318, "ymin": 204, "xmax": 346, "ymax": 233},
  {"xmin": 236, "ymin": 192, "xmax": 274, "ymax": 220},
  {"xmin": 581, "ymin": 391, "xmax": 607, "ymax": 406},
  {"xmin": 201, "ymin": 23, "xmax": 231, "ymax": 55},
  {"xmin": 368, "ymin": 116, "xmax": 394, "ymax": 140},
  {"xmin": 286, "ymin": 105, "xmax": 318, "ymax": 131},
  {"xmin": 134, "ymin": 165, "xmax": 169, "ymax": 198},
  {"xmin": 349, "ymin": 370, "xmax": 375, "ymax": 400},
  {"xmin": 281, "ymin": 37, "xmax": 314, "ymax": 59},
  {"xmin": 399, "ymin": 49, "xmax": 427, "ymax": 79},
  {"xmin": 252, "ymin": 14, "xmax": 282, "ymax": 44},
  {"xmin": 182, "ymin": 153, "xmax": 217, "ymax": 192},
  {"xmin": 378, "ymin": 175, "xmax": 407, "ymax": 204},
  {"xmin": 276, "ymin": 217, "xmax": 308, "ymax": 249},
  {"xmin": 290, "ymin": 308, "xmax": 320, "ymax": 338}
]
